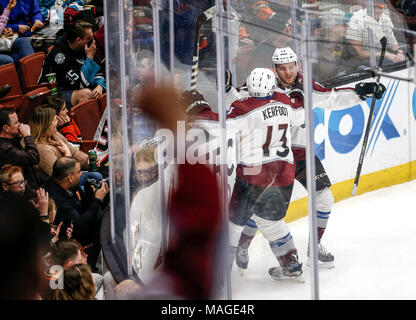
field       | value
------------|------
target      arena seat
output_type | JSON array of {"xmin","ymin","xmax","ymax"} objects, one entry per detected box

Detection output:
[
  {"xmin": 0, "ymin": 63, "xmax": 24, "ymax": 108},
  {"xmin": 0, "ymin": 63, "xmax": 50, "ymax": 113},
  {"xmin": 19, "ymin": 52, "xmax": 47, "ymax": 93},
  {"xmin": 16, "ymin": 88, "xmax": 51, "ymax": 124},
  {"xmin": 70, "ymin": 99, "xmax": 101, "ymax": 152}
]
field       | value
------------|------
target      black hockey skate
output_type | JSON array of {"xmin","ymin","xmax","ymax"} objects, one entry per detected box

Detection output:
[
  {"xmin": 236, "ymin": 245, "xmax": 249, "ymax": 275},
  {"xmin": 269, "ymin": 250, "xmax": 304, "ymax": 283},
  {"xmin": 307, "ymin": 243, "xmax": 335, "ymax": 269}
]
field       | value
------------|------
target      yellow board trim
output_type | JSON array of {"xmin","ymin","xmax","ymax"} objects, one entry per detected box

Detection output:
[{"xmin": 284, "ymin": 160, "xmax": 416, "ymax": 223}]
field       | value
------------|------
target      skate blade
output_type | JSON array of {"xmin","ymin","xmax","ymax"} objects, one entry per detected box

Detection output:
[
  {"xmin": 307, "ymin": 258, "xmax": 335, "ymax": 269},
  {"xmin": 238, "ymin": 267, "xmax": 245, "ymax": 276},
  {"xmin": 268, "ymin": 267, "xmax": 305, "ymax": 283}
]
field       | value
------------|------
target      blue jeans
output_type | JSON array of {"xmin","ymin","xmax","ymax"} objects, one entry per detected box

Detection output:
[{"xmin": 0, "ymin": 37, "xmax": 34, "ymax": 66}]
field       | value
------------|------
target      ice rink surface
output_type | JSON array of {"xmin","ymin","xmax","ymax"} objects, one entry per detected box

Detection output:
[{"xmin": 231, "ymin": 178, "xmax": 416, "ymax": 300}]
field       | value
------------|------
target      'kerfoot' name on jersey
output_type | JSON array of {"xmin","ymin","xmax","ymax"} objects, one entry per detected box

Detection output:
[{"xmin": 262, "ymin": 103, "xmax": 288, "ymax": 120}]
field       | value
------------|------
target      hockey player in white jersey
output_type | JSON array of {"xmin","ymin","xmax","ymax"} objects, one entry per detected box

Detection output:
[
  {"xmin": 228, "ymin": 68, "xmax": 306, "ymax": 280},
  {"xmin": 236, "ymin": 47, "xmax": 386, "ymax": 272}
]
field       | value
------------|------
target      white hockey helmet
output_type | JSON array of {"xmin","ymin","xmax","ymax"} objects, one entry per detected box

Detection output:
[
  {"xmin": 246, "ymin": 68, "xmax": 276, "ymax": 98},
  {"xmin": 272, "ymin": 47, "xmax": 297, "ymax": 66}
]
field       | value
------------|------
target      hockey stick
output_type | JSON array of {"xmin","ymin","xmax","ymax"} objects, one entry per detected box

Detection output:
[
  {"xmin": 352, "ymin": 35, "xmax": 387, "ymax": 196},
  {"xmin": 190, "ymin": 6, "xmax": 215, "ymax": 91}
]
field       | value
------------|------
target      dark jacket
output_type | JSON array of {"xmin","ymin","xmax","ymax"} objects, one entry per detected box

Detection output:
[
  {"xmin": 0, "ymin": 187, "xmax": 36, "ymax": 200},
  {"xmin": 0, "ymin": 135, "xmax": 48, "ymax": 189},
  {"xmin": 46, "ymin": 178, "xmax": 102, "ymax": 244}
]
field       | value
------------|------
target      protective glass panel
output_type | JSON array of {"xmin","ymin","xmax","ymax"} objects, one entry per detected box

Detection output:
[
  {"xmin": 127, "ymin": 2, "xmax": 158, "ymax": 285},
  {"xmin": 107, "ymin": 0, "xmax": 230, "ymax": 293},
  {"xmin": 225, "ymin": 0, "xmax": 312, "ymax": 299},
  {"xmin": 105, "ymin": 0, "xmax": 129, "ymax": 270}
]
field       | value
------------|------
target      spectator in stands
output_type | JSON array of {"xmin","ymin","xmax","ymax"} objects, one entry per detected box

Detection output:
[
  {"xmin": 0, "ymin": 164, "xmax": 60, "ymax": 255},
  {"xmin": 29, "ymin": 105, "xmax": 103, "ymax": 187},
  {"xmin": 0, "ymin": 0, "xmax": 44, "ymax": 37},
  {"xmin": 0, "ymin": 163, "xmax": 43, "ymax": 206},
  {"xmin": 134, "ymin": 49, "xmax": 154, "ymax": 88},
  {"xmin": 0, "ymin": 107, "xmax": 48, "ymax": 189},
  {"xmin": 346, "ymin": 0, "xmax": 406, "ymax": 64},
  {"xmin": 28, "ymin": 105, "xmax": 88, "ymax": 177},
  {"xmin": 315, "ymin": 11, "xmax": 362, "ymax": 81},
  {"xmin": 37, "ymin": 196, "xmax": 73, "ymax": 258},
  {"xmin": 41, "ymin": 239, "xmax": 102, "ymax": 299},
  {"xmin": 40, "ymin": 197, "xmax": 73, "ymax": 243},
  {"xmin": 48, "ymin": 239, "xmax": 86, "ymax": 269},
  {"xmin": 0, "ymin": 0, "xmax": 35, "ymax": 67},
  {"xmin": 52, "ymin": 263, "xmax": 96, "ymax": 300},
  {"xmin": 47, "ymin": 95, "xmax": 83, "ymax": 149},
  {"xmin": 38, "ymin": 0, "xmax": 84, "ymax": 21},
  {"xmin": 38, "ymin": 20, "xmax": 106, "ymax": 109},
  {"xmin": 0, "ymin": 164, "xmax": 59, "ymax": 258},
  {"xmin": 46, "ymin": 156, "xmax": 109, "ymax": 268},
  {"xmin": 0, "ymin": 163, "xmax": 32, "ymax": 195},
  {"xmin": 41, "ymin": 239, "xmax": 83, "ymax": 299},
  {"xmin": 0, "ymin": 196, "xmax": 44, "ymax": 299}
]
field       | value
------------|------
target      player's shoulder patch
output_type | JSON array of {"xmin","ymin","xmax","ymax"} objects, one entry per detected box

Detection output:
[{"xmin": 55, "ymin": 52, "xmax": 66, "ymax": 65}]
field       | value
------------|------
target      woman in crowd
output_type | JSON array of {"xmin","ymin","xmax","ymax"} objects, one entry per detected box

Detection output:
[
  {"xmin": 29, "ymin": 105, "xmax": 88, "ymax": 176},
  {"xmin": 52, "ymin": 263, "xmax": 96, "ymax": 300},
  {"xmin": 29, "ymin": 105, "xmax": 102, "ymax": 187}
]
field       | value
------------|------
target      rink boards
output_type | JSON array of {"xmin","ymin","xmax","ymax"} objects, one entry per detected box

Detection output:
[
  {"xmin": 286, "ymin": 67, "xmax": 416, "ymax": 222},
  {"xmin": 211, "ymin": 67, "xmax": 416, "ymax": 222},
  {"xmin": 185, "ymin": 67, "xmax": 416, "ymax": 222}
]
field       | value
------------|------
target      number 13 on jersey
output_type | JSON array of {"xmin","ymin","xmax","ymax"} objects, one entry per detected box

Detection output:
[{"xmin": 262, "ymin": 124, "xmax": 289, "ymax": 159}]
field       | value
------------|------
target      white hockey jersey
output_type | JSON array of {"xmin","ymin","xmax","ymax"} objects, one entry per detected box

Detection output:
[
  {"xmin": 276, "ymin": 73, "xmax": 364, "ymax": 161},
  {"xmin": 227, "ymin": 92, "xmax": 303, "ymax": 187}
]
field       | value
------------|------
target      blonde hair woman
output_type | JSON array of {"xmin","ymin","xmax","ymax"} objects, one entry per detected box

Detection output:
[
  {"xmin": 29, "ymin": 105, "xmax": 89, "ymax": 177},
  {"xmin": 52, "ymin": 264, "xmax": 96, "ymax": 300}
]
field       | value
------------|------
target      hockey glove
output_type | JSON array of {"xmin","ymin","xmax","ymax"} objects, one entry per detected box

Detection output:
[
  {"xmin": 355, "ymin": 82, "xmax": 386, "ymax": 101},
  {"xmin": 289, "ymin": 88, "xmax": 304, "ymax": 102},
  {"xmin": 181, "ymin": 90, "xmax": 209, "ymax": 114},
  {"xmin": 225, "ymin": 69, "xmax": 233, "ymax": 93}
]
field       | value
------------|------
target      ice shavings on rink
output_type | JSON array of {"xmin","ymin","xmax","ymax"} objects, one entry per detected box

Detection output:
[{"xmin": 231, "ymin": 178, "xmax": 416, "ymax": 300}]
